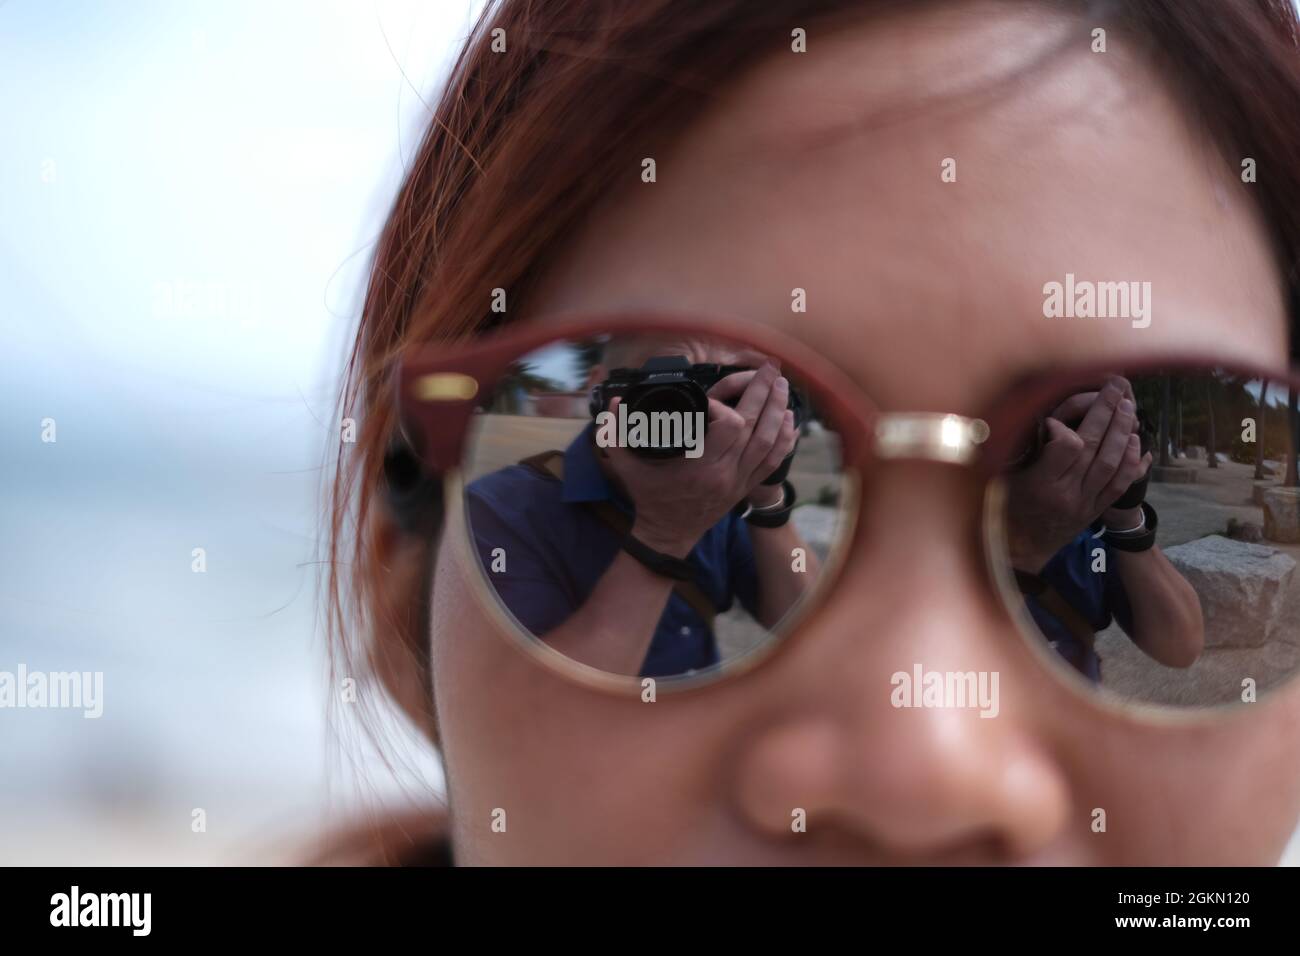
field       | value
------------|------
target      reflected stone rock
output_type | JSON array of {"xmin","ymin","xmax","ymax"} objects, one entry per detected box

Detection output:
[
  {"xmin": 1263, "ymin": 487, "xmax": 1300, "ymax": 544},
  {"xmin": 1152, "ymin": 464, "xmax": 1197, "ymax": 484},
  {"xmin": 1226, "ymin": 518, "xmax": 1263, "ymax": 543},
  {"xmin": 1253, "ymin": 481, "xmax": 1279, "ymax": 506},
  {"xmin": 1162, "ymin": 535, "xmax": 1295, "ymax": 648},
  {"xmin": 791, "ymin": 504, "xmax": 837, "ymax": 562}
]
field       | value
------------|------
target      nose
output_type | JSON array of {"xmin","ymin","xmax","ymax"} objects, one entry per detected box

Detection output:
[{"xmin": 730, "ymin": 462, "xmax": 1070, "ymax": 861}]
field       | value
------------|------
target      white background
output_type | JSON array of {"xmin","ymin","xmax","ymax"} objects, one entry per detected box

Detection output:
[{"xmin": 0, "ymin": 0, "xmax": 483, "ymax": 864}]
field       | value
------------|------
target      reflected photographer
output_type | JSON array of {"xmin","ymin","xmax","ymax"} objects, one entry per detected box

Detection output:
[
  {"xmin": 1004, "ymin": 375, "xmax": 1204, "ymax": 680},
  {"xmin": 465, "ymin": 336, "xmax": 820, "ymax": 678}
]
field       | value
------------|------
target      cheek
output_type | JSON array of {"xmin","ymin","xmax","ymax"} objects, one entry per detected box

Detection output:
[
  {"xmin": 1066, "ymin": 686, "xmax": 1300, "ymax": 864},
  {"xmin": 428, "ymin": 527, "xmax": 724, "ymax": 864},
  {"xmin": 427, "ymin": 533, "xmax": 536, "ymax": 859}
]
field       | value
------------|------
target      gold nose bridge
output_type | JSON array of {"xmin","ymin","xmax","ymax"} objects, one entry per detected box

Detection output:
[
  {"xmin": 872, "ymin": 412, "xmax": 990, "ymax": 466},
  {"xmin": 413, "ymin": 372, "xmax": 479, "ymax": 401}
]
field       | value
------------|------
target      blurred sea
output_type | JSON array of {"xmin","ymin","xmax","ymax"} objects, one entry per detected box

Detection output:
[{"xmin": 0, "ymin": 0, "xmax": 468, "ymax": 864}]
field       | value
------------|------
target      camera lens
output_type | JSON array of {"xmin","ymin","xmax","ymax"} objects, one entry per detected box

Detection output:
[
  {"xmin": 624, "ymin": 381, "xmax": 708, "ymax": 458},
  {"xmin": 629, "ymin": 384, "xmax": 700, "ymax": 418}
]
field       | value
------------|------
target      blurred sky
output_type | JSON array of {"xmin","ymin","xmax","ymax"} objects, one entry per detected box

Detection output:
[{"xmin": 0, "ymin": 0, "xmax": 484, "ymax": 864}]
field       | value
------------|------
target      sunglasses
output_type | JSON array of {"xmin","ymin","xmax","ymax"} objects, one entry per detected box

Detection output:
[{"xmin": 393, "ymin": 312, "xmax": 1300, "ymax": 715}]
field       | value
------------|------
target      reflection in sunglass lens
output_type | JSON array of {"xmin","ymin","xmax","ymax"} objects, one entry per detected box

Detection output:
[
  {"xmin": 992, "ymin": 367, "xmax": 1300, "ymax": 707},
  {"xmin": 460, "ymin": 331, "xmax": 850, "ymax": 683}
]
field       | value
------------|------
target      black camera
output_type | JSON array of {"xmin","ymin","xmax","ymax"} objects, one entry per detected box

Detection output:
[{"xmin": 588, "ymin": 354, "xmax": 802, "ymax": 483}]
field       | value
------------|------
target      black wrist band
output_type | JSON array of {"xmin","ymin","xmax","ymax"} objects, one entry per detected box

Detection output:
[
  {"xmin": 1111, "ymin": 468, "xmax": 1151, "ymax": 511},
  {"xmin": 1103, "ymin": 500, "xmax": 1158, "ymax": 552},
  {"xmin": 621, "ymin": 533, "xmax": 695, "ymax": 580},
  {"xmin": 745, "ymin": 480, "xmax": 797, "ymax": 528}
]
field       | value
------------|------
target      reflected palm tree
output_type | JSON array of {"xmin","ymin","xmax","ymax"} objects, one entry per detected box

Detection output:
[
  {"xmin": 1205, "ymin": 378, "xmax": 1219, "ymax": 469},
  {"xmin": 571, "ymin": 340, "xmax": 604, "ymax": 380},
  {"xmin": 1255, "ymin": 380, "xmax": 1270, "ymax": 480},
  {"xmin": 491, "ymin": 361, "xmax": 563, "ymax": 414},
  {"xmin": 1158, "ymin": 375, "xmax": 1173, "ymax": 467},
  {"xmin": 1288, "ymin": 386, "xmax": 1299, "ymax": 488}
]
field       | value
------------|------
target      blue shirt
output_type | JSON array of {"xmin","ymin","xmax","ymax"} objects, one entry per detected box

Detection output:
[
  {"xmin": 1025, "ymin": 527, "xmax": 1134, "ymax": 682},
  {"xmin": 465, "ymin": 425, "xmax": 761, "ymax": 677}
]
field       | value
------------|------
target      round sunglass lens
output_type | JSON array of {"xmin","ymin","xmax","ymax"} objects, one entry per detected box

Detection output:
[
  {"xmin": 991, "ymin": 366, "xmax": 1300, "ymax": 708},
  {"xmin": 459, "ymin": 330, "xmax": 851, "ymax": 684}
]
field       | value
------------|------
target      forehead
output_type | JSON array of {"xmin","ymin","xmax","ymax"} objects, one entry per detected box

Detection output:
[{"xmin": 524, "ymin": 0, "xmax": 1287, "ymax": 413}]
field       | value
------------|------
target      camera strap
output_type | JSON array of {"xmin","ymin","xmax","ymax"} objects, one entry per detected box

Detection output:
[{"xmin": 517, "ymin": 451, "xmax": 718, "ymax": 628}]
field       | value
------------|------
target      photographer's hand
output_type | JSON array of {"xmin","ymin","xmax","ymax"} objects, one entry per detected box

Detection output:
[
  {"xmin": 703, "ymin": 363, "xmax": 812, "ymax": 629},
  {"xmin": 1005, "ymin": 377, "xmax": 1151, "ymax": 573},
  {"xmin": 603, "ymin": 362, "xmax": 796, "ymax": 556},
  {"xmin": 706, "ymin": 364, "xmax": 799, "ymax": 505}
]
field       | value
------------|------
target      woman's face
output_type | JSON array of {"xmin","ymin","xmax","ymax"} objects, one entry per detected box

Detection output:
[{"xmin": 428, "ymin": 2, "xmax": 1298, "ymax": 864}]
